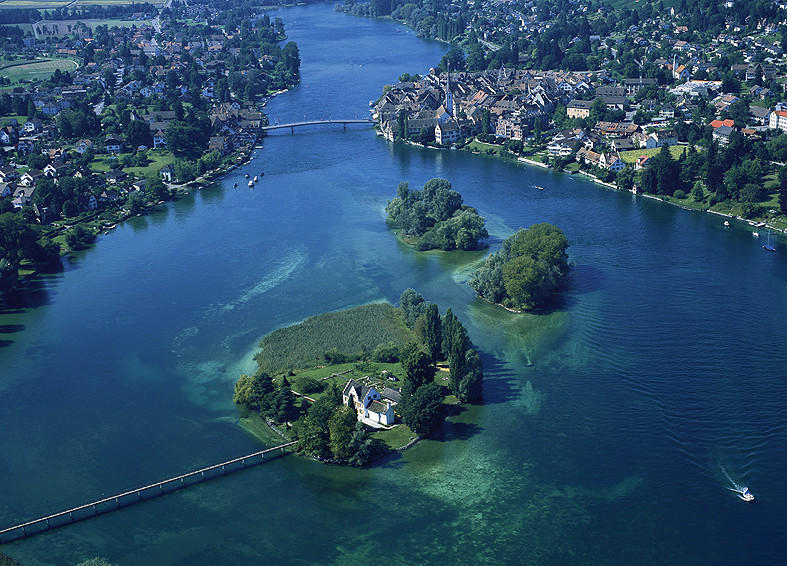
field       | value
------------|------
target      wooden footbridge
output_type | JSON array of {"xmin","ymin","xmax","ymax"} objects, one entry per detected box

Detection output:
[
  {"xmin": 261, "ymin": 118, "xmax": 375, "ymax": 134},
  {"xmin": 0, "ymin": 441, "xmax": 297, "ymax": 545}
]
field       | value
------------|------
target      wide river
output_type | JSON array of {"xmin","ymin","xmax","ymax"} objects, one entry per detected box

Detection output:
[{"xmin": 2, "ymin": 4, "xmax": 787, "ymax": 565}]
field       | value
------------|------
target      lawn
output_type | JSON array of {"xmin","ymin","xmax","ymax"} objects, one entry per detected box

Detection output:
[
  {"xmin": 290, "ymin": 360, "xmax": 405, "ymax": 401},
  {"xmin": 619, "ymin": 144, "xmax": 687, "ymax": 164},
  {"xmin": 124, "ymin": 151, "xmax": 176, "ymax": 179},
  {"xmin": 0, "ymin": 114, "xmax": 28, "ymax": 127}
]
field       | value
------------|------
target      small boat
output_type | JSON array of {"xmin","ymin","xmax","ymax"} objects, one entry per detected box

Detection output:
[
  {"xmin": 535, "ymin": 186, "xmax": 544, "ymax": 190},
  {"xmin": 740, "ymin": 488, "xmax": 754, "ymax": 502},
  {"xmin": 260, "ymin": 171, "xmax": 264, "ymax": 177},
  {"xmin": 248, "ymin": 181, "xmax": 254, "ymax": 188},
  {"xmin": 724, "ymin": 220, "xmax": 730, "ymax": 227},
  {"xmin": 233, "ymin": 182, "xmax": 237, "ymax": 187},
  {"xmin": 253, "ymin": 176, "xmax": 258, "ymax": 182},
  {"xmin": 245, "ymin": 174, "xmax": 250, "ymax": 178},
  {"xmin": 752, "ymin": 231, "xmax": 759, "ymax": 238},
  {"xmin": 763, "ymin": 231, "xmax": 776, "ymax": 252}
]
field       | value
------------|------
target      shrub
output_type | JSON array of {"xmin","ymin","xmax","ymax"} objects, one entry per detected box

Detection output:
[
  {"xmin": 673, "ymin": 189, "xmax": 687, "ymax": 199},
  {"xmin": 294, "ymin": 377, "xmax": 323, "ymax": 394}
]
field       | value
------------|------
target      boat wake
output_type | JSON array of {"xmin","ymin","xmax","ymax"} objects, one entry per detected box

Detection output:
[{"xmin": 721, "ymin": 465, "xmax": 754, "ymax": 502}]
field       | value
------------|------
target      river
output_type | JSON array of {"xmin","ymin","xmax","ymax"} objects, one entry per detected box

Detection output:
[{"xmin": 1, "ymin": 4, "xmax": 787, "ymax": 565}]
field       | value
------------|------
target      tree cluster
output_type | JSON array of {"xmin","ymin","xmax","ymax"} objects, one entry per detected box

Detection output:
[
  {"xmin": 0, "ymin": 212, "xmax": 60, "ymax": 305},
  {"xmin": 469, "ymin": 223, "xmax": 570, "ymax": 311},
  {"xmin": 289, "ymin": 384, "xmax": 382, "ymax": 466},
  {"xmin": 397, "ymin": 289, "xmax": 484, "ymax": 436},
  {"xmin": 233, "ymin": 371, "xmax": 299, "ymax": 424},
  {"xmin": 385, "ymin": 178, "xmax": 488, "ymax": 251}
]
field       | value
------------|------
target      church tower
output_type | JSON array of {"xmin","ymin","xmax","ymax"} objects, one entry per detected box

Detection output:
[{"xmin": 445, "ymin": 66, "xmax": 453, "ymax": 117}]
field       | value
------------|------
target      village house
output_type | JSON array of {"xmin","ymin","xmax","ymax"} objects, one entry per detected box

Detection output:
[
  {"xmin": 20, "ymin": 169, "xmax": 44, "ymax": 186},
  {"xmin": 566, "ymin": 99, "xmax": 593, "ymax": 119},
  {"xmin": 43, "ymin": 161, "xmax": 68, "ymax": 178},
  {"xmin": 104, "ymin": 135, "xmax": 123, "ymax": 153},
  {"xmin": 436, "ymin": 120, "xmax": 461, "ymax": 144},
  {"xmin": 12, "ymin": 186, "xmax": 35, "ymax": 208},
  {"xmin": 76, "ymin": 139, "xmax": 93, "ymax": 154},
  {"xmin": 342, "ymin": 379, "xmax": 397, "ymax": 426}
]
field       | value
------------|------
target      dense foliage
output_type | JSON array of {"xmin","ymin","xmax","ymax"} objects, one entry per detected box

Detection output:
[
  {"xmin": 385, "ymin": 178, "xmax": 488, "ymax": 251},
  {"xmin": 469, "ymin": 224, "xmax": 570, "ymax": 310}
]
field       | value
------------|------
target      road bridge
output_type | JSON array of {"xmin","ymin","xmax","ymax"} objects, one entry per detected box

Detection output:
[{"xmin": 261, "ymin": 118, "xmax": 375, "ymax": 134}]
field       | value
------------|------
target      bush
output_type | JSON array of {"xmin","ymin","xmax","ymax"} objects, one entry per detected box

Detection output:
[
  {"xmin": 65, "ymin": 224, "xmax": 95, "ymax": 250},
  {"xmin": 673, "ymin": 189, "xmax": 687, "ymax": 199},
  {"xmin": 294, "ymin": 376, "xmax": 323, "ymax": 394}
]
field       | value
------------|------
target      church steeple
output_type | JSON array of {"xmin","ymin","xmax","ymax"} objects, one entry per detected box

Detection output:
[{"xmin": 445, "ymin": 66, "xmax": 453, "ymax": 117}]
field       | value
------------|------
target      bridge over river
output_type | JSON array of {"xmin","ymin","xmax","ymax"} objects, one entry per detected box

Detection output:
[
  {"xmin": 261, "ymin": 118, "xmax": 375, "ymax": 134},
  {"xmin": 0, "ymin": 441, "xmax": 297, "ymax": 545}
]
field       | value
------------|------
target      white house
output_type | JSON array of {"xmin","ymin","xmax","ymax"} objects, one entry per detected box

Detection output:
[
  {"xmin": 342, "ymin": 379, "xmax": 395, "ymax": 426},
  {"xmin": 435, "ymin": 120, "xmax": 461, "ymax": 144}
]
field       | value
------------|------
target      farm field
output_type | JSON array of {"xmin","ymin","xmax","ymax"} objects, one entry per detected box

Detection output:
[{"xmin": 0, "ymin": 58, "xmax": 79, "ymax": 84}]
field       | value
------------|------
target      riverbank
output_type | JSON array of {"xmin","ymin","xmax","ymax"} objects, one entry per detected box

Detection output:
[{"xmin": 419, "ymin": 138, "xmax": 787, "ymax": 239}]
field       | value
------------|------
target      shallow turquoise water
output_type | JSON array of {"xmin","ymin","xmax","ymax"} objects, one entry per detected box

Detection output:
[{"xmin": 1, "ymin": 5, "xmax": 787, "ymax": 565}]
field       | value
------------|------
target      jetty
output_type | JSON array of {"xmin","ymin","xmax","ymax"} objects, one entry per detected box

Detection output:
[{"xmin": 0, "ymin": 441, "xmax": 297, "ymax": 544}]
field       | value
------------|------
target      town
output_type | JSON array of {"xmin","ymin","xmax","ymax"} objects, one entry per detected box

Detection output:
[
  {"xmin": 362, "ymin": 0, "xmax": 787, "ymax": 230},
  {"xmin": 0, "ymin": 0, "xmax": 300, "ymax": 303}
]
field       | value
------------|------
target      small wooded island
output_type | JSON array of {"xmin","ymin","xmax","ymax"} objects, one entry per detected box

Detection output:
[
  {"xmin": 234, "ymin": 290, "xmax": 483, "ymax": 466},
  {"xmin": 469, "ymin": 223, "xmax": 570, "ymax": 311},
  {"xmin": 385, "ymin": 177, "xmax": 488, "ymax": 250}
]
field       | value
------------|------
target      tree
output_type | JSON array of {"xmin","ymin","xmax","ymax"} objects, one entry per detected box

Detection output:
[
  {"xmin": 402, "ymin": 347, "xmax": 435, "ymax": 390},
  {"xmin": 329, "ymin": 405, "xmax": 358, "ymax": 461},
  {"xmin": 145, "ymin": 175, "xmax": 169, "ymax": 201},
  {"xmin": 399, "ymin": 382, "xmax": 444, "ymax": 435},
  {"xmin": 125, "ymin": 119, "xmax": 152, "ymax": 148},
  {"xmin": 174, "ymin": 159, "xmax": 198, "ymax": 183},
  {"xmin": 65, "ymin": 224, "xmax": 95, "ymax": 250},
  {"xmin": 399, "ymin": 288, "xmax": 426, "ymax": 327},
  {"xmin": 457, "ymin": 349, "xmax": 483, "ymax": 403},
  {"xmin": 616, "ymin": 167, "xmax": 635, "ymax": 192},
  {"xmin": 419, "ymin": 303, "xmax": 442, "ymax": 362},
  {"xmin": 126, "ymin": 191, "xmax": 146, "ymax": 215}
]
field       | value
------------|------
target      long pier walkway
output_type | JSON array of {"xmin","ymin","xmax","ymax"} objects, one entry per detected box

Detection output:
[
  {"xmin": 261, "ymin": 118, "xmax": 375, "ymax": 134},
  {"xmin": 0, "ymin": 441, "xmax": 297, "ymax": 545}
]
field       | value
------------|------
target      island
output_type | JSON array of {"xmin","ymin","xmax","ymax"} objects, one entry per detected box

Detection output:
[
  {"xmin": 385, "ymin": 177, "xmax": 488, "ymax": 250},
  {"xmin": 469, "ymin": 223, "xmax": 570, "ymax": 311},
  {"xmin": 233, "ymin": 289, "xmax": 483, "ymax": 466}
]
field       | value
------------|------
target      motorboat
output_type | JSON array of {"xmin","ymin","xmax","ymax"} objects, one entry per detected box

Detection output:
[
  {"xmin": 740, "ymin": 488, "xmax": 754, "ymax": 502},
  {"xmin": 724, "ymin": 220, "xmax": 730, "ymax": 227},
  {"xmin": 752, "ymin": 231, "xmax": 759, "ymax": 238},
  {"xmin": 245, "ymin": 174, "xmax": 250, "ymax": 178},
  {"xmin": 253, "ymin": 176, "xmax": 258, "ymax": 182},
  {"xmin": 248, "ymin": 181, "xmax": 254, "ymax": 188},
  {"xmin": 233, "ymin": 182, "xmax": 237, "ymax": 187}
]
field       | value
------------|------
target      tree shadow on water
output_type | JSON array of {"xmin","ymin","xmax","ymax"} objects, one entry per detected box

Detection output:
[
  {"xmin": 476, "ymin": 353, "xmax": 521, "ymax": 406},
  {"xmin": 432, "ymin": 419, "xmax": 482, "ymax": 443}
]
